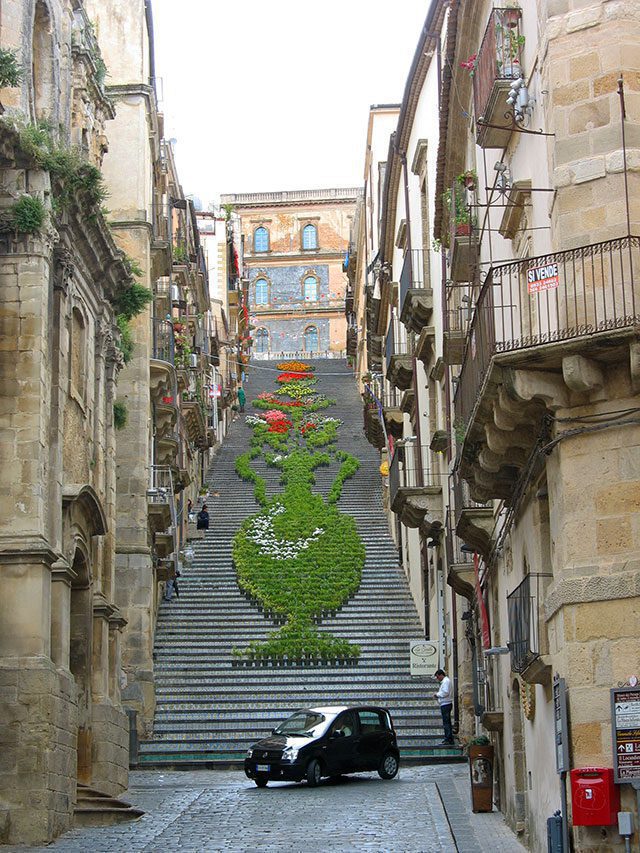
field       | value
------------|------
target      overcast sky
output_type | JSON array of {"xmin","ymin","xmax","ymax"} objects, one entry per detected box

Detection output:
[{"xmin": 152, "ymin": 0, "xmax": 427, "ymax": 206}]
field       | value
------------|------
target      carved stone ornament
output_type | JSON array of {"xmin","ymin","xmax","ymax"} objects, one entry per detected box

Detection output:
[
  {"xmin": 98, "ymin": 316, "xmax": 125, "ymax": 374},
  {"xmin": 53, "ymin": 246, "xmax": 75, "ymax": 295}
]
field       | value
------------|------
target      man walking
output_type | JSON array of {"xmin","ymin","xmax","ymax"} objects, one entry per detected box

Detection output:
[{"xmin": 434, "ymin": 668, "xmax": 454, "ymax": 745}]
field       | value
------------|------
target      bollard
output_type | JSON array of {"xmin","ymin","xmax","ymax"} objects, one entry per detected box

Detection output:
[{"xmin": 547, "ymin": 810, "xmax": 563, "ymax": 853}]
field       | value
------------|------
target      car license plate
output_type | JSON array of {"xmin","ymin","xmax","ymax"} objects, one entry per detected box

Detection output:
[{"xmin": 256, "ymin": 764, "xmax": 270, "ymax": 772}]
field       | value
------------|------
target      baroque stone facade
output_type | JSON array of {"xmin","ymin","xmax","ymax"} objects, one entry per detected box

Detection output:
[
  {"xmin": 0, "ymin": 2, "xmax": 130, "ymax": 843},
  {"xmin": 220, "ymin": 188, "xmax": 359, "ymax": 359}
]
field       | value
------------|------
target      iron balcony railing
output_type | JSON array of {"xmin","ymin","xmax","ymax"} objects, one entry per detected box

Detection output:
[
  {"xmin": 389, "ymin": 444, "xmax": 435, "ymax": 505},
  {"xmin": 455, "ymin": 235, "xmax": 640, "ymax": 425},
  {"xmin": 507, "ymin": 572, "xmax": 553, "ymax": 673},
  {"xmin": 148, "ymin": 465, "xmax": 174, "ymax": 504},
  {"xmin": 152, "ymin": 319, "xmax": 175, "ymax": 364},
  {"xmin": 399, "ymin": 249, "xmax": 427, "ymax": 313},
  {"xmin": 385, "ymin": 321, "xmax": 413, "ymax": 373},
  {"xmin": 452, "ymin": 468, "xmax": 490, "ymax": 527},
  {"xmin": 473, "ymin": 7, "xmax": 524, "ymax": 122},
  {"xmin": 383, "ymin": 387, "xmax": 403, "ymax": 409},
  {"xmin": 445, "ymin": 508, "xmax": 475, "ymax": 567}
]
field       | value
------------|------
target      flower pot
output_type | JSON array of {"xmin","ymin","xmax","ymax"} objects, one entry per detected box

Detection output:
[{"xmin": 455, "ymin": 223, "xmax": 472, "ymax": 237}]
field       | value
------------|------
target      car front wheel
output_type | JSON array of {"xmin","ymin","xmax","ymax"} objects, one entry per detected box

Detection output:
[
  {"xmin": 378, "ymin": 751, "xmax": 399, "ymax": 780},
  {"xmin": 254, "ymin": 776, "xmax": 268, "ymax": 788},
  {"xmin": 306, "ymin": 758, "xmax": 322, "ymax": 787}
]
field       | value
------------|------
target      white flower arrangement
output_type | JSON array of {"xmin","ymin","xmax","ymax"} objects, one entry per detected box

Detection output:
[{"xmin": 246, "ymin": 504, "xmax": 325, "ymax": 560}]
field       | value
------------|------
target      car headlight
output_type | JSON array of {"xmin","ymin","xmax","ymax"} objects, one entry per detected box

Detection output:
[
  {"xmin": 281, "ymin": 745, "xmax": 299, "ymax": 762},
  {"xmin": 246, "ymin": 748, "xmax": 254, "ymax": 759}
]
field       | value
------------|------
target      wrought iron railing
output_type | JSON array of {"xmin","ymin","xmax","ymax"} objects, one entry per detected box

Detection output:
[
  {"xmin": 452, "ymin": 468, "xmax": 490, "ymax": 526},
  {"xmin": 148, "ymin": 465, "xmax": 174, "ymax": 504},
  {"xmin": 383, "ymin": 387, "xmax": 403, "ymax": 409},
  {"xmin": 444, "ymin": 305, "xmax": 472, "ymax": 334},
  {"xmin": 399, "ymin": 249, "xmax": 426, "ymax": 312},
  {"xmin": 152, "ymin": 319, "xmax": 175, "ymax": 364},
  {"xmin": 455, "ymin": 236, "xmax": 640, "ymax": 424},
  {"xmin": 389, "ymin": 443, "xmax": 436, "ymax": 504},
  {"xmin": 473, "ymin": 8, "xmax": 524, "ymax": 121},
  {"xmin": 507, "ymin": 572, "xmax": 553, "ymax": 673},
  {"xmin": 445, "ymin": 508, "xmax": 475, "ymax": 567},
  {"xmin": 385, "ymin": 321, "xmax": 413, "ymax": 372}
]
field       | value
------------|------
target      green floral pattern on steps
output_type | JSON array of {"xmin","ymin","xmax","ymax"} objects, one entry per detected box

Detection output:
[{"xmin": 232, "ymin": 364, "xmax": 364, "ymax": 663}]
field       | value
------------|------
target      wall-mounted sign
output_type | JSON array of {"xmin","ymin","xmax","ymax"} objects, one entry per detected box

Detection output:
[
  {"xmin": 611, "ymin": 686, "xmax": 640, "ymax": 783},
  {"xmin": 527, "ymin": 262, "xmax": 560, "ymax": 295},
  {"xmin": 409, "ymin": 639, "xmax": 439, "ymax": 677}
]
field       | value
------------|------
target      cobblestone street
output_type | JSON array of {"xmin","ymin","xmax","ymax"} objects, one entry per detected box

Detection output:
[{"xmin": 15, "ymin": 765, "xmax": 525, "ymax": 853}]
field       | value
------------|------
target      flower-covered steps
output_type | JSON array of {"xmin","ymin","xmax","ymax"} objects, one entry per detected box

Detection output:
[{"xmin": 138, "ymin": 359, "xmax": 462, "ymax": 766}]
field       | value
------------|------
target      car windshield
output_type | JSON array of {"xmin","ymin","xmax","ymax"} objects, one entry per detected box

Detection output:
[{"xmin": 274, "ymin": 711, "xmax": 326, "ymax": 737}]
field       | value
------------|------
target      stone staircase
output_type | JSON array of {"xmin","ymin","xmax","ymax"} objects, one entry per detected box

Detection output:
[{"xmin": 138, "ymin": 359, "xmax": 462, "ymax": 767}]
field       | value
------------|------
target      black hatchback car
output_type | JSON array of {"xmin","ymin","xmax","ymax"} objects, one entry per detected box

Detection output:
[{"xmin": 244, "ymin": 705, "xmax": 400, "ymax": 787}]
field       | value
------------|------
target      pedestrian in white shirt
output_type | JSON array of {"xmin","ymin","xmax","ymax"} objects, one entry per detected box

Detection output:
[{"xmin": 434, "ymin": 668, "xmax": 454, "ymax": 745}]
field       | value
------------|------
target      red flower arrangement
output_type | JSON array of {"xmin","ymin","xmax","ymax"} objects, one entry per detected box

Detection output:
[
  {"xmin": 300, "ymin": 422, "xmax": 318, "ymax": 435},
  {"xmin": 277, "ymin": 372, "xmax": 309, "ymax": 382},
  {"xmin": 460, "ymin": 53, "xmax": 477, "ymax": 76},
  {"xmin": 267, "ymin": 419, "xmax": 292, "ymax": 434}
]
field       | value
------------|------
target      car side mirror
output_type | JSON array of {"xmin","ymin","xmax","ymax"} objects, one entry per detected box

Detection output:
[{"xmin": 330, "ymin": 729, "xmax": 344, "ymax": 739}]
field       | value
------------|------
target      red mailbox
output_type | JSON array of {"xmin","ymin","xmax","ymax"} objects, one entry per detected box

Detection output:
[{"xmin": 570, "ymin": 767, "xmax": 620, "ymax": 826}]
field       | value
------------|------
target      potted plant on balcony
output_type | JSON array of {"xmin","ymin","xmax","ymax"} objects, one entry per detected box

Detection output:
[
  {"xmin": 443, "ymin": 186, "xmax": 473, "ymax": 237},
  {"xmin": 458, "ymin": 170, "xmax": 478, "ymax": 192}
]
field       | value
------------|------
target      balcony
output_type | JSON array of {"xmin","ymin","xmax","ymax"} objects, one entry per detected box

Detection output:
[
  {"xmin": 415, "ymin": 324, "xmax": 436, "ymax": 366},
  {"xmin": 363, "ymin": 393, "xmax": 385, "ymax": 450},
  {"xmin": 181, "ymin": 399, "xmax": 207, "ymax": 444},
  {"xmin": 445, "ymin": 509, "xmax": 475, "ymax": 600},
  {"xmin": 507, "ymin": 572, "xmax": 553, "ymax": 685},
  {"xmin": 154, "ymin": 398, "xmax": 178, "ymax": 439},
  {"xmin": 398, "ymin": 249, "xmax": 433, "ymax": 334},
  {"xmin": 453, "ymin": 471, "xmax": 494, "ymax": 560},
  {"xmin": 400, "ymin": 388, "xmax": 416, "ymax": 418},
  {"xmin": 150, "ymin": 320, "xmax": 176, "ymax": 405},
  {"xmin": 151, "ymin": 202, "xmax": 171, "ymax": 278},
  {"xmin": 346, "ymin": 326, "xmax": 358, "ymax": 357},
  {"xmin": 382, "ymin": 388, "xmax": 403, "ymax": 439},
  {"xmin": 448, "ymin": 185, "xmax": 478, "ymax": 283},
  {"xmin": 385, "ymin": 324, "xmax": 414, "ymax": 391},
  {"xmin": 455, "ymin": 236, "xmax": 640, "ymax": 502},
  {"xmin": 473, "ymin": 8, "xmax": 524, "ymax": 149},
  {"xmin": 156, "ymin": 433, "xmax": 179, "ymax": 468},
  {"xmin": 147, "ymin": 465, "xmax": 174, "ymax": 535},
  {"xmin": 443, "ymin": 308, "xmax": 468, "ymax": 366},
  {"xmin": 389, "ymin": 443, "xmax": 443, "ymax": 535}
]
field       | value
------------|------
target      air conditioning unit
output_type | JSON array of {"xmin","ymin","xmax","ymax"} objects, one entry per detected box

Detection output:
[
  {"xmin": 189, "ymin": 353, "xmax": 198, "ymax": 368},
  {"xmin": 171, "ymin": 284, "xmax": 180, "ymax": 303}
]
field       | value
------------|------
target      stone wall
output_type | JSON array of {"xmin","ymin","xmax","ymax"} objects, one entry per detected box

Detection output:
[
  {"xmin": 0, "ymin": 661, "xmax": 76, "ymax": 845},
  {"xmin": 544, "ymin": 0, "xmax": 640, "ymax": 247}
]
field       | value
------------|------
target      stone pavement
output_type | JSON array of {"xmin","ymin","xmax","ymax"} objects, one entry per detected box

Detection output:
[{"xmin": 13, "ymin": 765, "xmax": 527, "ymax": 852}]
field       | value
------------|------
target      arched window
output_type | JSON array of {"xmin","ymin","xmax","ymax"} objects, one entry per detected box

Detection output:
[
  {"xmin": 254, "ymin": 227, "xmax": 269, "ymax": 253},
  {"xmin": 255, "ymin": 328, "xmax": 269, "ymax": 354},
  {"xmin": 32, "ymin": 1, "xmax": 54, "ymax": 123},
  {"xmin": 302, "ymin": 224, "xmax": 318, "ymax": 250},
  {"xmin": 304, "ymin": 325, "xmax": 319, "ymax": 352},
  {"xmin": 254, "ymin": 278, "xmax": 268, "ymax": 305},
  {"xmin": 303, "ymin": 276, "xmax": 318, "ymax": 302}
]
